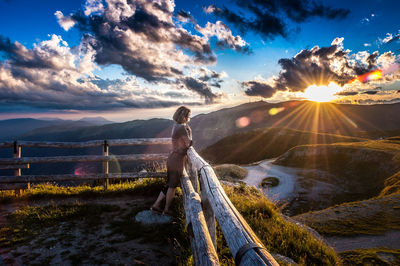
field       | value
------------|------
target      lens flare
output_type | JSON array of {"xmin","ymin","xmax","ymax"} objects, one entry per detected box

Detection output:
[
  {"xmin": 236, "ymin": 116, "xmax": 250, "ymax": 128},
  {"xmin": 269, "ymin": 107, "xmax": 285, "ymax": 116},
  {"xmin": 349, "ymin": 69, "xmax": 382, "ymax": 84}
]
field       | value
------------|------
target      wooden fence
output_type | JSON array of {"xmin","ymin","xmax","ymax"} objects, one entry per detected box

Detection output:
[
  {"xmin": 0, "ymin": 138, "xmax": 171, "ymax": 191},
  {"xmin": 0, "ymin": 138, "xmax": 278, "ymax": 265}
]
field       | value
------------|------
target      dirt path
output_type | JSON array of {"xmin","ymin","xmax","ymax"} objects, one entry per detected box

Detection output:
[
  {"xmin": 243, "ymin": 159, "xmax": 299, "ymax": 201},
  {"xmin": 0, "ymin": 195, "xmax": 184, "ymax": 266},
  {"xmin": 326, "ymin": 230, "xmax": 400, "ymax": 252}
]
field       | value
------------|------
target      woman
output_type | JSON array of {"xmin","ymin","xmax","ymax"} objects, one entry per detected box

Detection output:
[{"xmin": 151, "ymin": 106, "xmax": 192, "ymax": 216}]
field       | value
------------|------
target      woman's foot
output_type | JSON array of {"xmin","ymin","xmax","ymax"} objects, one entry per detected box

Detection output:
[
  {"xmin": 163, "ymin": 209, "xmax": 174, "ymax": 217},
  {"xmin": 150, "ymin": 205, "xmax": 163, "ymax": 214}
]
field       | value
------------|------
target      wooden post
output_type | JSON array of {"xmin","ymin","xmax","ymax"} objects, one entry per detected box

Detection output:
[
  {"xmin": 103, "ymin": 140, "xmax": 109, "ymax": 189},
  {"xmin": 181, "ymin": 171, "xmax": 219, "ymax": 266},
  {"xmin": 187, "ymin": 147, "xmax": 279, "ymax": 266},
  {"xmin": 13, "ymin": 141, "xmax": 26, "ymax": 195},
  {"xmin": 186, "ymin": 159, "xmax": 217, "ymax": 251},
  {"xmin": 200, "ymin": 182, "xmax": 217, "ymax": 249}
]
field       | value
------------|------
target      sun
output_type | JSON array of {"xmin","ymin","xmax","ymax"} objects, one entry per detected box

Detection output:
[{"xmin": 302, "ymin": 82, "xmax": 343, "ymax": 102}]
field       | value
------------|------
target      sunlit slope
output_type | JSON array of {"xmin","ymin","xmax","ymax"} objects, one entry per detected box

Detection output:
[
  {"xmin": 274, "ymin": 139, "xmax": 400, "ymax": 200},
  {"xmin": 293, "ymin": 193, "xmax": 400, "ymax": 237},
  {"xmin": 200, "ymin": 127, "xmax": 365, "ymax": 164}
]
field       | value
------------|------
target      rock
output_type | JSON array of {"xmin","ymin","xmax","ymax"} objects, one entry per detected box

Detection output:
[{"xmin": 135, "ymin": 210, "xmax": 172, "ymax": 225}]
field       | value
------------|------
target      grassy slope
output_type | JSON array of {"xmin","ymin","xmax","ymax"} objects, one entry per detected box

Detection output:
[
  {"xmin": 213, "ymin": 164, "xmax": 248, "ymax": 181},
  {"xmin": 340, "ymin": 248, "xmax": 400, "ymax": 265},
  {"xmin": 274, "ymin": 139, "xmax": 400, "ymax": 199},
  {"xmin": 0, "ymin": 181, "xmax": 339, "ymax": 265},
  {"xmin": 200, "ymin": 127, "xmax": 365, "ymax": 164},
  {"xmin": 293, "ymin": 193, "xmax": 400, "ymax": 236},
  {"xmin": 380, "ymin": 170, "xmax": 400, "ymax": 197}
]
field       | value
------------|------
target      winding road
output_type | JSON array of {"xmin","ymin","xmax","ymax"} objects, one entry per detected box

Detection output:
[{"xmin": 243, "ymin": 159, "xmax": 299, "ymax": 202}]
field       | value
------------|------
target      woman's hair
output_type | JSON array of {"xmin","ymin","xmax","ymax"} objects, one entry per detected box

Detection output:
[{"xmin": 173, "ymin": 106, "xmax": 191, "ymax": 124}]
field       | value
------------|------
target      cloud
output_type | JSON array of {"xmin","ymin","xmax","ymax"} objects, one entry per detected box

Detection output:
[
  {"xmin": 207, "ymin": 0, "xmax": 349, "ymax": 39},
  {"xmin": 241, "ymin": 81, "xmax": 276, "ymax": 98},
  {"xmin": 1, "ymin": 0, "xmax": 251, "ymax": 109},
  {"xmin": 243, "ymin": 37, "xmax": 400, "ymax": 98},
  {"xmin": 179, "ymin": 77, "xmax": 221, "ymax": 103},
  {"xmin": 364, "ymin": 43, "xmax": 371, "ymax": 47},
  {"xmin": 195, "ymin": 21, "xmax": 250, "ymax": 53},
  {"xmin": 362, "ymin": 90, "xmax": 378, "ymax": 95},
  {"xmin": 379, "ymin": 31, "xmax": 400, "ymax": 44},
  {"xmin": 0, "ymin": 35, "xmax": 206, "ymax": 110},
  {"xmin": 54, "ymin": 11, "xmax": 76, "ymax": 31},
  {"xmin": 336, "ymin": 91, "xmax": 359, "ymax": 96},
  {"xmin": 176, "ymin": 10, "xmax": 195, "ymax": 23}
]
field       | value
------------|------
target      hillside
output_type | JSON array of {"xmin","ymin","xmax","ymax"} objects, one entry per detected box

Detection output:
[
  {"xmin": 200, "ymin": 127, "xmax": 365, "ymax": 164},
  {"xmin": 293, "ymin": 193, "xmax": 400, "ymax": 237},
  {"xmin": 190, "ymin": 100, "xmax": 400, "ymax": 149},
  {"xmin": 272, "ymin": 139, "xmax": 400, "ymax": 213}
]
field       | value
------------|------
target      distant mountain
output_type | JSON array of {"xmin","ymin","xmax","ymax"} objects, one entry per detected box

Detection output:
[
  {"xmin": 77, "ymin": 117, "xmax": 114, "ymax": 125},
  {"xmin": 19, "ymin": 118, "xmax": 174, "ymax": 141},
  {"xmin": 0, "ymin": 118, "xmax": 65, "ymax": 140}
]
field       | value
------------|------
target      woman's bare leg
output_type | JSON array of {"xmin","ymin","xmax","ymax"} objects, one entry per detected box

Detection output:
[
  {"xmin": 152, "ymin": 191, "xmax": 165, "ymax": 209},
  {"xmin": 164, "ymin": 187, "xmax": 176, "ymax": 213}
]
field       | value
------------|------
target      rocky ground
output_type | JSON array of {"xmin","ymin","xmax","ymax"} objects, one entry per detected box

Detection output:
[{"xmin": 0, "ymin": 195, "xmax": 185, "ymax": 265}]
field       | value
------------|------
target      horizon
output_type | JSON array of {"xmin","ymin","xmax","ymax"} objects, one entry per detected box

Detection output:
[
  {"xmin": 1, "ymin": 99, "xmax": 400, "ymax": 123},
  {"xmin": 1, "ymin": 0, "xmax": 400, "ymax": 121}
]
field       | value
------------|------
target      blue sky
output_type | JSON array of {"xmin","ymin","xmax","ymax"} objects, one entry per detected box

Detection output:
[{"xmin": 0, "ymin": 0, "xmax": 399, "ymax": 121}]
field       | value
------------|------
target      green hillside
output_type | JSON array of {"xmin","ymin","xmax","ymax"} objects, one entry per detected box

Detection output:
[
  {"xmin": 200, "ymin": 127, "xmax": 365, "ymax": 164},
  {"xmin": 274, "ymin": 139, "xmax": 400, "ymax": 207}
]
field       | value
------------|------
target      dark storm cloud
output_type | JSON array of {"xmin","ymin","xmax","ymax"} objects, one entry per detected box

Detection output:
[
  {"xmin": 362, "ymin": 90, "xmax": 378, "ymax": 95},
  {"xmin": 336, "ymin": 91, "xmax": 359, "ymax": 96},
  {"xmin": 207, "ymin": 0, "xmax": 349, "ymax": 39},
  {"xmin": 241, "ymin": 81, "xmax": 276, "ymax": 98},
  {"xmin": 180, "ymin": 77, "xmax": 219, "ymax": 103},
  {"xmin": 69, "ymin": 0, "xmax": 216, "ymax": 84},
  {"xmin": 242, "ymin": 38, "xmax": 393, "ymax": 98}
]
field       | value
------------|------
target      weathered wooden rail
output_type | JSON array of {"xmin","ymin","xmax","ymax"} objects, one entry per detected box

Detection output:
[
  {"xmin": 0, "ymin": 138, "xmax": 278, "ymax": 265},
  {"xmin": 0, "ymin": 138, "xmax": 171, "ymax": 190}
]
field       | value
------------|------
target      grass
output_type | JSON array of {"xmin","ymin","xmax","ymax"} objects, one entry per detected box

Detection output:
[
  {"xmin": 0, "ymin": 178, "xmax": 343, "ymax": 265},
  {"xmin": 0, "ymin": 178, "xmax": 165, "ymax": 203},
  {"xmin": 200, "ymin": 127, "xmax": 365, "ymax": 164},
  {"xmin": 213, "ymin": 164, "xmax": 248, "ymax": 181},
  {"xmin": 380, "ymin": 171, "xmax": 400, "ymax": 197},
  {"xmin": 224, "ymin": 184, "xmax": 340, "ymax": 265},
  {"xmin": 293, "ymin": 193, "xmax": 400, "ymax": 236},
  {"xmin": 340, "ymin": 248, "xmax": 400, "ymax": 265}
]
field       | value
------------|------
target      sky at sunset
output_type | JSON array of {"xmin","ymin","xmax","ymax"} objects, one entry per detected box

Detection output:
[{"xmin": 1, "ymin": 0, "xmax": 400, "ymax": 121}]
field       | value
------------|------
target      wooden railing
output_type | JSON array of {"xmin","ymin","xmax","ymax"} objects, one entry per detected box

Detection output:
[
  {"xmin": 0, "ymin": 138, "xmax": 171, "ymax": 191},
  {"xmin": 0, "ymin": 138, "xmax": 278, "ymax": 265},
  {"xmin": 184, "ymin": 147, "xmax": 279, "ymax": 265}
]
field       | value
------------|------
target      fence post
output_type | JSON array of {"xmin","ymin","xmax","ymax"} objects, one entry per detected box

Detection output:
[
  {"xmin": 13, "ymin": 141, "xmax": 26, "ymax": 195},
  {"xmin": 103, "ymin": 140, "xmax": 109, "ymax": 189},
  {"xmin": 186, "ymin": 159, "xmax": 217, "ymax": 250}
]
